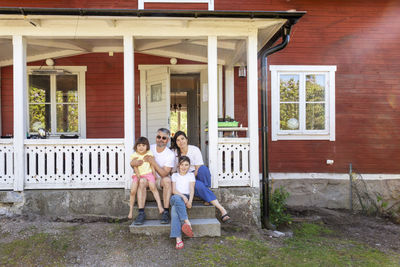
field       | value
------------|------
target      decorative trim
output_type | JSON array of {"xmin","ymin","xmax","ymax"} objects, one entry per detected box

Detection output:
[{"xmin": 269, "ymin": 172, "xmax": 400, "ymax": 180}]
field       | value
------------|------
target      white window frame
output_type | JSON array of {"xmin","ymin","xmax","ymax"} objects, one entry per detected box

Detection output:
[
  {"xmin": 138, "ymin": 0, "xmax": 214, "ymax": 10},
  {"xmin": 27, "ymin": 66, "xmax": 87, "ymax": 138},
  {"xmin": 270, "ymin": 65, "xmax": 336, "ymax": 141}
]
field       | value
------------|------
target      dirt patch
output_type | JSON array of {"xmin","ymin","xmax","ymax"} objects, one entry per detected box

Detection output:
[
  {"xmin": 288, "ymin": 206, "xmax": 400, "ymax": 253},
  {"xmin": 0, "ymin": 208, "xmax": 399, "ymax": 266}
]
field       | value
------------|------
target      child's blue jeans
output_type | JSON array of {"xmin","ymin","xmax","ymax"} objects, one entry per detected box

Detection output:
[{"xmin": 170, "ymin": 194, "xmax": 189, "ymax": 238}]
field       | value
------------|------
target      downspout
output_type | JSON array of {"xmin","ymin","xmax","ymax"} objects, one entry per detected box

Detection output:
[{"xmin": 259, "ymin": 23, "xmax": 293, "ymax": 229}]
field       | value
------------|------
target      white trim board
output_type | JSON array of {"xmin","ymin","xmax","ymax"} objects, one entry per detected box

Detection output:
[{"xmin": 269, "ymin": 172, "xmax": 400, "ymax": 180}]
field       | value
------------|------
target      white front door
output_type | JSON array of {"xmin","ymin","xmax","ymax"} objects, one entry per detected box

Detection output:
[{"xmin": 145, "ymin": 67, "xmax": 170, "ymax": 144}]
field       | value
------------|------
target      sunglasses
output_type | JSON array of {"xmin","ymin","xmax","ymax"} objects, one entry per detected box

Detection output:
[{"xmin": 156, "ymin": 135, "xmax": 168, "ymax": 140}]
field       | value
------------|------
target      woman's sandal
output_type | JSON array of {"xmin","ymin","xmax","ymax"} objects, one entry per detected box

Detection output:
[
  {"xmin": 181, "ymin": 223, "xmax": 194, "ymax": 237},
  {"xmin": 176, "ymin": 241, "xmax": 184, "ymax": 250},
  {"xmin": 203, "ymin": 201, "xmax": 210, "ymax": 206},
  {"xmin": 221, "ymin": 213, "xmax": 231, "ymax": 223}
]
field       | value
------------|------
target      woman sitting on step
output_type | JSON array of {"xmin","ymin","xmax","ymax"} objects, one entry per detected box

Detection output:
[{"xmin": 171, "ymin": 131, "xmax": 231, "ymax": 223}]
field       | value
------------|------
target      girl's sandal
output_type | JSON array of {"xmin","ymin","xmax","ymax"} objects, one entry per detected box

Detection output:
[
  {"xmin": 221, "ymin": 213, "xmax": 231, "ymax": 223},
  {"xmin": 181, "ymin": 223, "xmax": 194, "ymax": 237},
  {"xmin": 176, "ymin": 241, "xmax": 184, "ymax": 250}
]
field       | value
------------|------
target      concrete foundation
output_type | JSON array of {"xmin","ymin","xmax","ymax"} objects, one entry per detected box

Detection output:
[{"xmin": 272, "ymin": 178, "xmax": 400, "ymax": 210}]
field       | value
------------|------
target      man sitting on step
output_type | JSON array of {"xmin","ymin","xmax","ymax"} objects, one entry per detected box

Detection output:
[{"xmin": 131, "ymin": 128, "xmax": 175, "ymax": 225}]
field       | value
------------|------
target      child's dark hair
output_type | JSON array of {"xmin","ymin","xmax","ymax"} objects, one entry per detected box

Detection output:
[
  {"xmin": 134, "ymin": 136, "xmax": 150, "ymax": 151},
  {"xmin": 178, "ymin": 155, "xmax": 191, "ymax": 165}
]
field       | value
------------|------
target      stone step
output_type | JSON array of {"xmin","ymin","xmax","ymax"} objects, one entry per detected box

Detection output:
[
  {"xmin": 129, "ymin": 218, "xmax": 221, "ymax": 237},
  {"xmin": 129, "ymin": 202, "xmax": 216, "ymax": 220},
  {"xmin": 124, "ymin": 189, "xmax": 204, "ymax": 202}
]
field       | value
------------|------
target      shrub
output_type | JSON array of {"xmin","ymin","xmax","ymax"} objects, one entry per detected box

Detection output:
[{"xmin": 269, "ymin": 186, "xmax": 292, "ymax": 227}]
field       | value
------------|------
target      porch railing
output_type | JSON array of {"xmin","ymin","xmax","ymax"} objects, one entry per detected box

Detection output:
[
  {"xmin": 0, "ymin": 140, "xmax": 14, "ymax": 190},
  {"xmin": 217, "ymin": 138, "xmax": 250, "ymax": 186},
  {"xmin": 24, "ymin": 139, "xmax": 125, "ymax": 189}
]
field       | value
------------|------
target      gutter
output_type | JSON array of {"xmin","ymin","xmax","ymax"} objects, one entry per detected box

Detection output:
[
  {"xmin": 0, "ymin": 7, "xmax": 305, "ymax": 20},
  {"xmin": 258, "ymin": 19, "xmax": 299, "ymax": 229}
]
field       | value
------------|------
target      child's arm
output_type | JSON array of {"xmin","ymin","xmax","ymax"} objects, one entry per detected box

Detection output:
[
  {"xmin": 133, "ymin": 166, "xmax": 141, "ymax": 178},
  {"xmin": 151, "ymin": 165, "xmax": 156, "ymax": 177},
  {"xmin": 187, "ymin": 181, "xmax": 195, "ymax": 209}
]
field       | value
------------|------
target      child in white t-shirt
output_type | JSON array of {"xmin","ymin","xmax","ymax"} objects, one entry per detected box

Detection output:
[
  {"xmin": 128, "ymin": 137, "xmax": 164, "ymax": 219},
  {"xmin": 170, "ymin": 156, "xmax": 196, "ymax": 249}
]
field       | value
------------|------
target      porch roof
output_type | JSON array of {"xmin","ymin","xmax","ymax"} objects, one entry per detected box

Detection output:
[{"xmin": 0, "ymin": 8, "xmax": 305, "ymax": 67}]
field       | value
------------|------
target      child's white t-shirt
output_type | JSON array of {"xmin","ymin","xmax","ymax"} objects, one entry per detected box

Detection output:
[
  {"xmin": 171, "ymin": 172, "xmax": 196, "ymax": 195},
  {"xmin": 173, "ymin": 145, "xmax": 204, "ymax": 173}
]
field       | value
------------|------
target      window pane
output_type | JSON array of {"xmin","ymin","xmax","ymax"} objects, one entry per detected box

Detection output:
[
  {"xmin": 280, "ymin": 74, "xmax": 299, "ymax": 102},
  {"xmin": 280, "ymin": 103, "xmax": 299, "ymax": 130},
  {"xmin": 29, "ymin": 75, "xmax": 50, "ymax": 103},
  {"xmin": 57, "ymin": 104, "xmax": 78, "ymax": 132},
  {"xmin": 56, "ymin": 75, "xmax": 78, "ymax": 103},
  {"xmin": 306, "ymin": 103, "xmax": 325, "ymax": 130},
  {"xmin": 306, "ymin": 74, "xmax": 325, "ymax": 102},
  {"xmin": 29, "ymin": 104, "xmax": 51, "ymax": 132}
]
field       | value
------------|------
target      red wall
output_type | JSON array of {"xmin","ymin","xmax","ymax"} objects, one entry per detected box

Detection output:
[
  {"xmin": 1, "ymin": 53, "xmax": 199, "ymax": 139},
  {"xmin": 2, "ymin": 0, "xmax": 400, "ymax": 174}
]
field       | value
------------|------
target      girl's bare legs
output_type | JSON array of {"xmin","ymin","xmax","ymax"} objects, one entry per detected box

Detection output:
[
  {"xmin": 149, "ymin": 182, "xmax": 164, "ymax": 214},
  {"xmin": 210, "ymin": 199, "xmax": 228, "ymax": 216},
  {"xmin": 128, "ymin": 180, "xmax": 139, "ymax": 219}
]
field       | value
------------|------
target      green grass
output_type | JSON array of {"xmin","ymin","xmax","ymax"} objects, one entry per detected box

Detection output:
[
  {"xmin": 186, "ymin": 223, "xmax": 400, "ymax": 267},
  {"xmin": 0, "ymin": 232, "xmax": 72, "ymax": 266}
]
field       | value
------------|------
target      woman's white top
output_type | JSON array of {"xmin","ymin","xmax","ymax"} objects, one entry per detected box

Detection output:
[
  {"xmin": 171, "ymin": 172, "xmax": 196, "ymax": 195},
  {"xmin": 173, "ymin": 145, "xmax": 204, "ymax": 173}
]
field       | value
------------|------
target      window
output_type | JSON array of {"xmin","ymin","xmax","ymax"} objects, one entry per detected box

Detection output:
[
  {"xmin": 270, "ymin": 65, "xmax": 336, "ymax": 141},
  {"xmin": 27, "ymin": 66, "xmax": 87, "ymax": 137}
]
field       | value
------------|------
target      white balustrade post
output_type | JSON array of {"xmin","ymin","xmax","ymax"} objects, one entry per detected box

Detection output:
[
  {"xmin": 208, "ymin": 36, "xmax": 218, "ymax": 188},
  {"xmin": 12, "ymin": 35, "xmax": 27, "ymax": 191},
  {"xmin": 224, "ymin": 66, "xmax": 234, "ymax": 119},
  {"xmin": 124, "ymin": 35, "xmax": 135, "ymax": 189},
  {"xmin": 247, "ymin": 31, "xmax": 260, "ymax": 188}
]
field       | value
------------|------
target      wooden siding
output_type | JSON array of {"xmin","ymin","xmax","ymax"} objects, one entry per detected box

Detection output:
[{"xmin": 1, "ymin": 53, "xmax": 199, "ymax": 139}]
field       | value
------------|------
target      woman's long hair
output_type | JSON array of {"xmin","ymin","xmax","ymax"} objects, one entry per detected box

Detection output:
[{"xmin": 171, "ymin": 131, "xmax": 188, "ymax": 158}]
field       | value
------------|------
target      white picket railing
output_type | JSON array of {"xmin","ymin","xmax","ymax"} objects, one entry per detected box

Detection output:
[
  {"xmin": 217, "ymin": 138, "xmax": 250, "ymax": 186},
  {"xmin": 0, "ymin": 140, "xmax": 14, "ymax": 190},
  {"xmin": 24, "ymin": 139, "xmax": 125, "ymax": 189}
]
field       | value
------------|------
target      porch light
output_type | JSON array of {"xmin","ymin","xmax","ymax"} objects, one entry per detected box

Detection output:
[
  {"xmin": 170, "ymin": 57, "xmax": 177, "ymax": 65},
  {"xmin": 238, "ymin": 66, "xmax": 246, "ymax": 77},
  {"xmin": 45, "ymin": 58, "xmax": 54, "ymax": 66}
]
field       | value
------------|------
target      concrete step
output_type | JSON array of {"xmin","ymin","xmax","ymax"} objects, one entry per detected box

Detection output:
[
  {"xmin": 129, "ymin": 218, "xmax": 221, "ymax": 237},
  {"xmin": 124, "ymin": 189, "xmax": 204, "ymax": 202},
  {"xmin": 128, "ymin": 202, "xmax": 216, "ymax": 220}
]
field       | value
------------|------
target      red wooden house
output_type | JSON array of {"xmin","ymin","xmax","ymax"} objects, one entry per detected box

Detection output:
[{"xmin": 0, "ymin": 0, "xmax": 399, "ymax": 225}]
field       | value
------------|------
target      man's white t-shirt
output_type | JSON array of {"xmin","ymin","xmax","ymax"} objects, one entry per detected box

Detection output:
[
  {"xmin": 171, "ymin": 172, "xmax": 196, "ymax": 195},
  {"xmin": 173, "ymin": 145, "xmax": 204, "ymax": 173},
  {"xmin": 150, "ymin": 144, "xmax": 175, "ymax": 178}
]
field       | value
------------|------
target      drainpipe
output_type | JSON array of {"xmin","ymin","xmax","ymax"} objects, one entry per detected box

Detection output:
[{"xmin": 259, "ymin": 23, "xmax": 293, "ymax": 229}]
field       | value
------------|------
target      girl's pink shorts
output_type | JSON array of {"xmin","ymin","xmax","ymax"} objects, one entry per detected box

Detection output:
[{"xmin": 132, "ymin": 173, "xmax": 156, "ymax": 183}]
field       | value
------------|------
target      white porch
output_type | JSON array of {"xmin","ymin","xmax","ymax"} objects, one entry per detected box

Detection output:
[{"xmin": 0, "ymin": 10, "xmax": 296, "ymax": 191}]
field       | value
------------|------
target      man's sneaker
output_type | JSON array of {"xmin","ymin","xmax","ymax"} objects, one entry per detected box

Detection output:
[
  {"xmin": 134, "ymin": 211, "xmax": 146, "ymax": 225},
  {"xmin": 160, "ymin": 210, "xmax": 170, "ymax": 224}
]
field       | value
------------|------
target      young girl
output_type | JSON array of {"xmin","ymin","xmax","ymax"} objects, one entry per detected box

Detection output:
[
  {"xmin": 170, "ymin": 156, "xmax": 195, "ymax": 249},
  {"xmin": 128, "ymin": 136, "xmax": 164, "ymax": 219}
]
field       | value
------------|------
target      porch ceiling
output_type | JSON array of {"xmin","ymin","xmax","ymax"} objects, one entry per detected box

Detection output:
[{"xmin": 0, "ymin": 9, "xmax": 303, "ymax": 67}]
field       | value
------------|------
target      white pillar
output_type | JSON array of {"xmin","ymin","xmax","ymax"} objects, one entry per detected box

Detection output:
[
  {"xmin": 217, "ymin": 65, "xmax": 223, "ymax": 118},
  {"xmin": 12, "ymin": 35, "xmax": 27, "ymax": 191},
  {"xmin": 224, "ymin": 66, "xmax": 235, "ymax": 119},
  {"xmin": 247, "ymin": 31, "xmax": 260, "ymax": 188},
  {"xmin": 124, "ymin": 35, "xmax": 135, "ymax": 189},
  {"xmin": 208, "ymin": 36, "xmax": 218, "ymax": 188}
]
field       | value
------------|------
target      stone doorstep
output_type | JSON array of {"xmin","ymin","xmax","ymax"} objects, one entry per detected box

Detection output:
[
  {"xmin": 129, "ymin": 202, "xmax": 216, "ymax": 220},
  {"xmin": 129, "ymin": 218, "xmax": 221, "ymax": 237},
  {"xmin": 124, "ymin": 189, "xmax": 204, "ymax": 202}
]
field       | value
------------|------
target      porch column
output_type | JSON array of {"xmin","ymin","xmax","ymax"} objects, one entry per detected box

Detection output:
[
  {"xmin": 224, "ymin": 66, "xmax": 234, "ymax": 118},
  {"xmin": 12, "ymin": 35, "xmax": 27, "ymax": 191},
  {"xmin": 124, "ymin": 35, "xmax": 135, "ymax": 189},
  {"xmin": 247, "ymin": 31, "xmax": 260, "ymax": 188},
  {"xmin": 218, "ymin": 65, "xmax": 223, "ymax": 118},
  {"xmin": 208, "ymin": 36, "xmax": 218, "ymax": 188}
]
